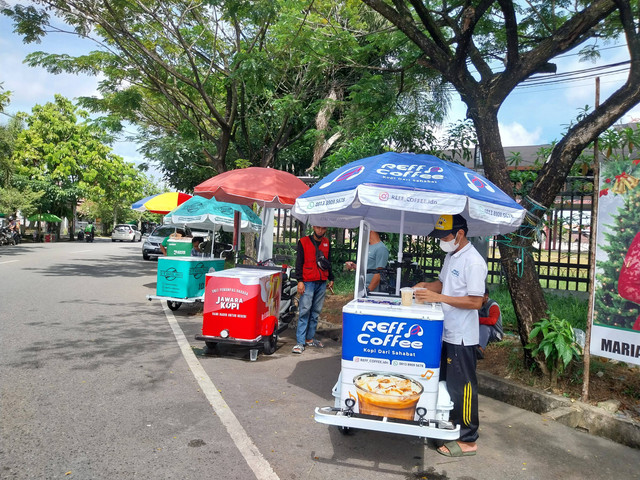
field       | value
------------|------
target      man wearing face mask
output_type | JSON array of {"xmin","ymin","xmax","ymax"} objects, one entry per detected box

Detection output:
[{"xmin": 414, "ymin": 214, "xmax": 487, "ymax": 458}]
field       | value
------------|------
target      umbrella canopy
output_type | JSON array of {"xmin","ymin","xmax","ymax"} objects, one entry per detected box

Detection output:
[
  {"xmin": 193, "ymin": 167, "xmax": 309, "ymax": 209},
  {"xmin": 292, "ymin": 152, "xmax": 526, "ymax": 237},
  {"xmin": 131, "ymin": 194, "xmax": 160, "ymax": 212},
  {"xmin": 28, "ymin": 213, "xmax": 62, "ymax": 223},
  {"xmin": 140, "ymin": 192, "xmax": 192, "ymax": 214},
  {"xmin": 164, "ymin": 196, "xmax": 262, "ymax": 232}
]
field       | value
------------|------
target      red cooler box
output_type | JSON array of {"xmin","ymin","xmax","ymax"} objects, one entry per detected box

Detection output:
[{"xmin": 201, "ymin": 266, "xmax": 282, "ymax": 344}]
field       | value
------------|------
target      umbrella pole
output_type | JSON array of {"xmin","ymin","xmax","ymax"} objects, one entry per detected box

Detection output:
[
  {"xmin": 396, "ymin": 211, "xmax": 405, "ymax": 295},
  {"xmin": 210, "ymin": 229, "xmax": 214, "ymax": 257},
  {"xmin": 257, "ymin": 204, "xmax": 266, "ymax": 263}
]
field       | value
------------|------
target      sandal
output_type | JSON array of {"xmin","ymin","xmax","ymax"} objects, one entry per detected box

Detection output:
[
  {"xmin": 305, "ymin": 339, "xmax": 324, "ymax": 348},
  {"xmin": 292, "ymin": 344, "xmax": 305, "ymax": 354},
  {"xmin": 437, "ymin": 441, "xmax": 477, "ymax": 457}
]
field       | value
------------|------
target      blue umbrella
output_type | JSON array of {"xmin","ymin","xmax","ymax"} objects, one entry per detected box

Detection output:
[
  {"xmin": 292, "ymin": 152, "xmax": 525, "ymax": 237},
  {"xmin": 164, "ymin": 196, "xmax": 262, "ymax": 232},
  {"xmin": 131, "ymin": 194, "xmax": 160, "ymax": 212}
]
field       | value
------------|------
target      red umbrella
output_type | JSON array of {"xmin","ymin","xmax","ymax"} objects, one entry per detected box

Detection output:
[{"xmin": 193, "ymin": 167, "xmax": 309, "ymax": 209}]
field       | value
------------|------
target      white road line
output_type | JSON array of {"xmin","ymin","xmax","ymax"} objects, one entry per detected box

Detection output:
[
  {"xmin": 74, "ymin": 249, "xmax": 93, "ymax": 253},
  {"xmin": 0, "ymin": 260, "xmax": 19, "ymax": 265},
  {"xmin": 162, "ymin": 301, "xmax": 280, "ymax": 480}
]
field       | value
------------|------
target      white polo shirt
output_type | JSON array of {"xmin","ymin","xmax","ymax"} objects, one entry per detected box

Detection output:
[{"xmin": 438, "ymin": 242, "xmax": 487, "ymax": 345}]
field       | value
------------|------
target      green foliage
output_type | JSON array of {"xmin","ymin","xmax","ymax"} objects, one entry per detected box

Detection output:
[
  {"xmin": 10, "ymin": 95, "xmax": 151, "ymax": 225},
  {"xmin": 4, "ymin": 0, "xmax": 451, "ymax": 183},
  {"xmin": 0, "ymin": 83, "xmax": 11, "ymax": 114},
  {"xmin": 0, "ymin": 114, "xmax": 24, "ymax": 187},
  {"xmin": 527, "ymin": 312, "xmax": 582, "ymax": 384},
  {"xmin": 489, "ymin": 285, "xmax": 588, "ymax": 332},
  {"xmin": 0, "ymin": 185, "xmax": 43, "ymax": 218}
]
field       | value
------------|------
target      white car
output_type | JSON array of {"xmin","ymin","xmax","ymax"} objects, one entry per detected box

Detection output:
[{"xmin": 111, "ymin": 224, "xmax": 142, "ymax": 242}]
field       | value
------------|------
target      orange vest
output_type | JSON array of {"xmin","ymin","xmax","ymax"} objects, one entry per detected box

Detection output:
[{"xmin": 301, "ymin": 235, "xmax": 330, "ymax": 282}]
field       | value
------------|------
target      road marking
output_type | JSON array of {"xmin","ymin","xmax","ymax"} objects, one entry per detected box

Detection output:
[
  {"xmin": 75, "ymin": 249, "xmax": 93, "ymax": 253},
  {"xmin": 162, "ymin": 301, "xmax": 280, "ymax": 480},
  {"xmin": 0, "ymin": 260, "xmax": 19, "ymax": 265}
]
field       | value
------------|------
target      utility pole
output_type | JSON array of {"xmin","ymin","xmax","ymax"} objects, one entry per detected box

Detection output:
[{"xmin": 582, "ymin": 77, "xmax": 600, "ymax": 402}]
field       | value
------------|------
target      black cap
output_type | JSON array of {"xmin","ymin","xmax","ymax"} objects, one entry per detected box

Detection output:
[{"xmin": 428, "ymin": 214, "xmax": 467, "ymax": 238}]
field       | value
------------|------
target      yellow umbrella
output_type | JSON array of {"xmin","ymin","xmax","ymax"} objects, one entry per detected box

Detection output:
[{"xmin": 142, "ymin": 192, "xmax": 192, "ymax": 214}]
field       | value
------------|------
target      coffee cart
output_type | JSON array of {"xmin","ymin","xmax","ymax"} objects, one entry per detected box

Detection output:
[
  {"xmin": 195, "ymin": 265, "xmax": 286, "ymax": 361},
  {"xmin": 147, "ymin": 255, "xmax": 225, "ymax": 311},
  {"xmin": 313, "ymin": 221, "xmax": 459, "ymax": 439}
]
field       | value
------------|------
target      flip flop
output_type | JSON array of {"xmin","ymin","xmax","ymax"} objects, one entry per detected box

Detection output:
[{"xmin": 437, "ymin": 441, "xmax": 477, "ymax": 457}]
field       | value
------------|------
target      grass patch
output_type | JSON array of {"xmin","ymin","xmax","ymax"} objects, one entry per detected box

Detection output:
[
  {"xmin": 333, "ymin": 270, "xmax": 356, "ymax": 295},
  {"xmin": 488, "ymin": 284, "xmax": 588, "ymax": 332}
]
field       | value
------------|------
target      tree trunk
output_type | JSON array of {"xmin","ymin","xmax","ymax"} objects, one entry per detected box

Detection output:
[
  {"xmin": 307, "ymin": 86, "xmax": 343, "ymax": 173},
  {"xmin": 471, "ymin": 107, "xmax": 550, "ymax": 373}
]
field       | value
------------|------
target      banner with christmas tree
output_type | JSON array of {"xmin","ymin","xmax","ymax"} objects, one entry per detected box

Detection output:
[{"xmin": 592, "ymin": 155, "xmax": 640, "ymax": 365}]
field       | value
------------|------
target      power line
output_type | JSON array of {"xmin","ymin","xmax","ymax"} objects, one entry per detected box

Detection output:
[{"xmin": 441, "ymin": 60, "xmax": 630, "ymax": 92}]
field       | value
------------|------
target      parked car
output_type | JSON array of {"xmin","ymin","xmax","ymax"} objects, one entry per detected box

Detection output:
[
  {"xmin": 111, "ymin": 224, "xmax": 142, "ymax": 242},
  {"xmin": 142, "ymin": 225, "xmax": 192, "ymax": 260}
]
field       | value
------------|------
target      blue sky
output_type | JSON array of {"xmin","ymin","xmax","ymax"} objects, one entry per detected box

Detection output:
[{"xmin": 1, "ymin": 4, "xmax": 639, "ymax": 178}]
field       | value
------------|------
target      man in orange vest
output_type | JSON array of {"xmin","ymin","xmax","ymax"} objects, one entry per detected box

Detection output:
[{"xmin": 293, "ymin": 226, "xmax": 334, "ymax": 354}]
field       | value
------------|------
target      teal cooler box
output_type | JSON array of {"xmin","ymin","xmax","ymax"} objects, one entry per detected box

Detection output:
[{"xmin": 157, "ymin": 257, "xmax": 225, "ymax": 299}]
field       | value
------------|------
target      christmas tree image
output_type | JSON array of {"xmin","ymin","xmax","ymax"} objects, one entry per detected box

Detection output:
[{"xmin": 594, "ymin": 160, "xmax": 640, "ymax": 329}]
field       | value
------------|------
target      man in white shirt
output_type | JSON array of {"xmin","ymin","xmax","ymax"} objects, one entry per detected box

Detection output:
[{"xmin": 415, "ymin": 214, "xmax": 487, "ymax": 457}]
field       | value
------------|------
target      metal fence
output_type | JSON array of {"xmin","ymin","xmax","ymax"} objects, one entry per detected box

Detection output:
[{"xmin": 271, "ymin": 177, "xmax": 594, "ymax": 292}]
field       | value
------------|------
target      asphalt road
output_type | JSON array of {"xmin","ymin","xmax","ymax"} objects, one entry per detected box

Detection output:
[{"xmin": 1, "ymin": 240, "xmax": 638, "ymax": 480}]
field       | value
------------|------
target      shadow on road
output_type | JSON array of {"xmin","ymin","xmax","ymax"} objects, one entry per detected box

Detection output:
[{"xmin": 24, "ymin": 253, "xmax": 157, "ymax": 278}]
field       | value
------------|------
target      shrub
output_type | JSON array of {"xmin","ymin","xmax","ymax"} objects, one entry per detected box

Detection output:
[{"xmin": 526, "ymin": 312, "xmax": 582, "ymax": 387}]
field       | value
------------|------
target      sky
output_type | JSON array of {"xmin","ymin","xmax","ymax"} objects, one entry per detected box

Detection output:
[{"xmin": 1, "ymin": 4, "xmax": 639, "ymax": 182}]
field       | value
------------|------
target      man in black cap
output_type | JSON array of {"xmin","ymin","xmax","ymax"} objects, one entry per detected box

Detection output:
[{"xmin": 414, "ymin": 214, "xmax": 487, "ymax": 457}]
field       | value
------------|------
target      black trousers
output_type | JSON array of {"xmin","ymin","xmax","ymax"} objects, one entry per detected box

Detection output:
[{"xmin": 440, "ymin": 341, "xmax": 479, "ymax": 443}]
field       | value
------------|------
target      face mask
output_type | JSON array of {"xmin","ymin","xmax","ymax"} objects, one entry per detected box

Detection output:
[{"xmin": 439, "ymin": 234, "xmax": 459, "ymax": 253}]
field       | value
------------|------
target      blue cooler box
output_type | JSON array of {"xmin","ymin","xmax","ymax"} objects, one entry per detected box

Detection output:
[
  {"xmin": 340, "ymin": 298, "xmax": 445, "ymax": 421},
  {"xmin": 157, "ymin": 257, "xmax": 225, "ymax": 298}
]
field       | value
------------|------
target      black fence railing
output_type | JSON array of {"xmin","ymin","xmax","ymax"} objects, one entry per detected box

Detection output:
[{"xmin": 271, "ymin": 177, "xmax": 594, "ymax": 292}]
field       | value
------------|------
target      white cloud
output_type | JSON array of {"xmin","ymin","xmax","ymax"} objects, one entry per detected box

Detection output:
[
  {"xmin": 499, "ymin": 122, "xmax": 542, "ymax": 146},
  {"xmin": 620, "ymin": 104, "xmax": 640, "ymax": 124}
]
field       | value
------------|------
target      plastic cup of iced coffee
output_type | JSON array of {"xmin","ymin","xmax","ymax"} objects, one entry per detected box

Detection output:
[
  {"xmin": 400, "ymin": 287, "xmax": 414, "ymax": 306},
  {"xmin": 353, "ymin": 372, "xmax": 424, "ymax": 420}
]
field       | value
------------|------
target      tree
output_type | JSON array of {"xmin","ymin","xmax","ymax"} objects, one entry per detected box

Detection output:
[
  {"xmin": 12, "ymin": 95, "xmax": 149, "ymax": 235},
  {"xmin": 0, "ymin": 101, "xmax": 45, "ymax": 218},
  {"xmin": 360, "ymin": 0, "xmax": 640, "ymax": 368},
  {"xmin": 3, "ymin": 0, "xmax": 448, "ymax": 184}
]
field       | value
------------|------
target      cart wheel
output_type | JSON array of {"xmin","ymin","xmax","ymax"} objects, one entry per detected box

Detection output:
[
  {"xmin": 167, "ymin": 300, "xmax": 182, "ymax": 311},
  {"xmin": 204, "ymin": 341, "xmax": 221, "ymax": 355},
  {"xmin": 338, "ymin": 426, "xmax": 354, "ymax": 436},
  {"xmin": 262, "ymin": 330, "xmax": 278, "ymax": 355}
]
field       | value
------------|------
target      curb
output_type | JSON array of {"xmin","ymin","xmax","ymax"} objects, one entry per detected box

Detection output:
[{"xmin": 478, "ymin": 370, "xmax": 640, "ymax": 449}]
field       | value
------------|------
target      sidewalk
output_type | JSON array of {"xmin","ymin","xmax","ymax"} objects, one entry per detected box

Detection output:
[{"xmin": 479, "ymin": 370, "xmax": 640, "ymax": 449}]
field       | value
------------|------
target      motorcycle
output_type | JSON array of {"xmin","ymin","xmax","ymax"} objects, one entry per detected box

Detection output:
[
  {"xmin": 279, "ymin": 265, "xmax": 299, "ymax": 325},
  {"xmin": 84, "ymin": 230, "xmax": 94, "ymax": 242},
  {"xmin": 0, "ymin": 227, "xmax": 15, "ymax": 246}
]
